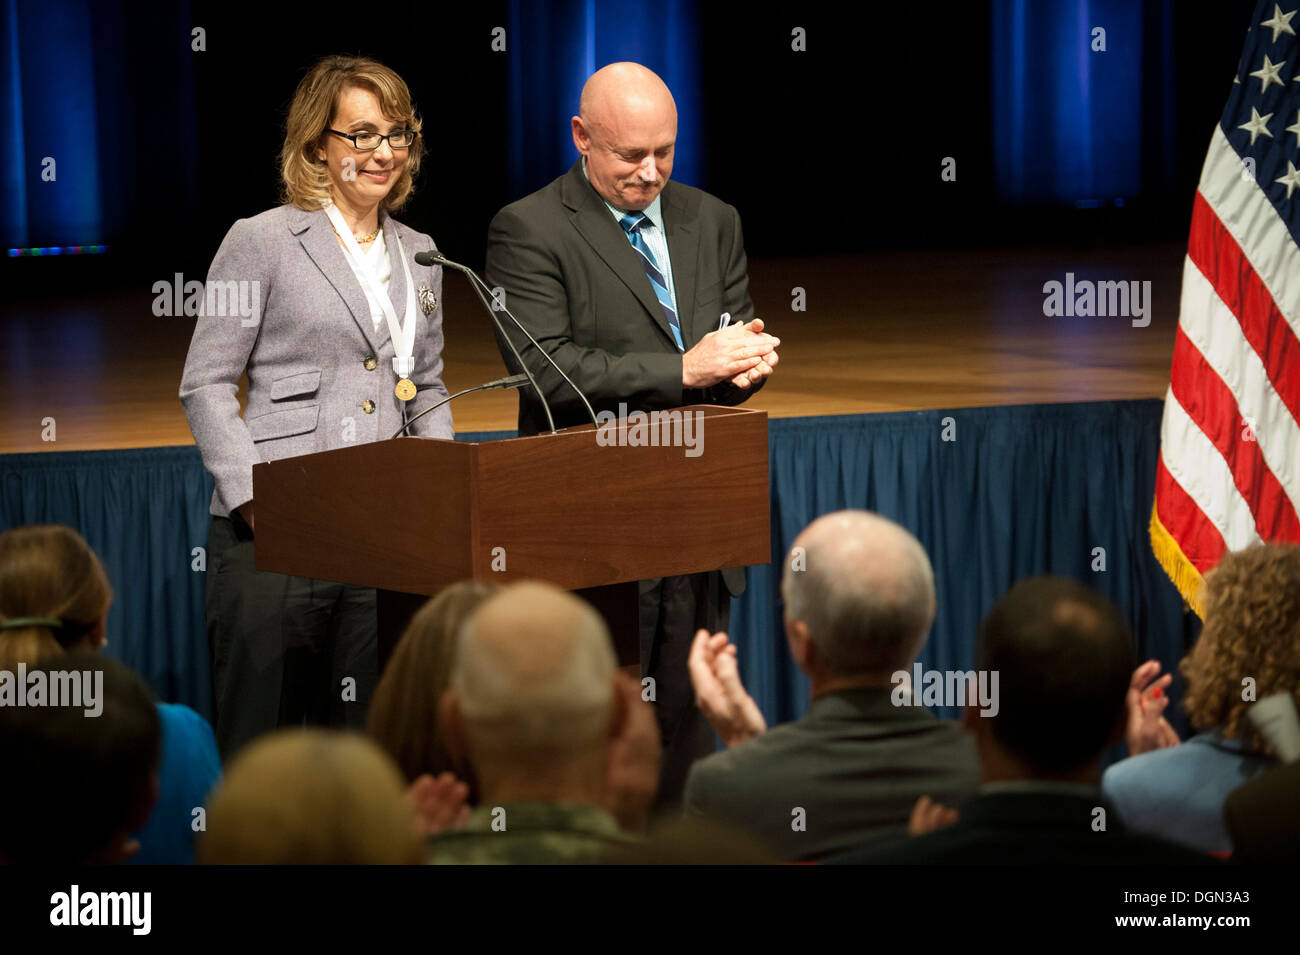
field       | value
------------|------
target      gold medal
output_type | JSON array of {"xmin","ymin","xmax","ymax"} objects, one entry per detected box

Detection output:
[{"xmin": 395, "ymin": 377, "xmax": 417, "ymax": 402}]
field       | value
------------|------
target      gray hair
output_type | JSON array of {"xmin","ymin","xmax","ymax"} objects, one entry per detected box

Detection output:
[
  {"xmin": 452, "ymin": 583, "xmax": 616, "ymax": 760},
  {"xmin": 781, "ymin": 511, "xmax": 936, "ymax": 677}
]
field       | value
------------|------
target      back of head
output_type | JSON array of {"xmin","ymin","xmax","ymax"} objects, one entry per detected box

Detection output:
[
  {"xmin": 367, "ymin": 579, "xmax": 499, "ymax": 782},
  {"xmin": 200, "ymin": 729, "xmax": 419, "ymax": 865},
  {"xmin": 453, "ymin": 581, "xmax": 616, "ymax": 768},
  {"xmin": 0, "ymin": 524, "xmax": 112, "ymax": 670},
  {"xmin": 977, "ymin": 576, "xmax": 1136, "ymax": 775},
  {"xmin": 0, "ymin": 653, "xmax": 160, "ymax": 864},
  {"xmin": 1181, "ymin": 543, "xmax": 1300, "ymax": 754},
  {"xmin": 781, "ymin": 510, "xmax": 936, "ymax": 677}
]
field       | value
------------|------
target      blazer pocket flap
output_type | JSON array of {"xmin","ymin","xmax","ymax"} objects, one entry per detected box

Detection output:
[
  {"xmin": 270, "ymin": 370, "xmax": 322, "ymax": 401},
  {"xmin": 696, "ymin": 281, "xmax": 723, "ymax": 308},
  {"xmin": 246, "ymin": 405, "xmax": 319, "ymax": 442}
]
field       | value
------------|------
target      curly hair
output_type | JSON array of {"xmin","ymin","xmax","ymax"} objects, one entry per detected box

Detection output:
[
  {"xmin": 1180, "ymin": 543, "xmax": 1300, "ymax": 754},
  {"xmin": 280, "ymin": 54, "xmax": 425, "ymax": 213}
]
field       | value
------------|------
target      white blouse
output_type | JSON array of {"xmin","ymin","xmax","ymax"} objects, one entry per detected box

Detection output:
[{"xmin": 339, "ymin": 228, "xmax": 391, "ymax": 333}]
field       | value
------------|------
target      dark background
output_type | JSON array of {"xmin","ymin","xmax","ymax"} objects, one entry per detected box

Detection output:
[{"xmin": 0, "ymin": 0, "xmax": 1252, "ymax": 296}]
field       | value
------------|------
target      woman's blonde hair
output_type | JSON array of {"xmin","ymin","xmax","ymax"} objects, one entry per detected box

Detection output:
[
  {"xmin": 371, "ymin": 579, "xmax": 501, "ymax": 789},
  {"xmin": 199, "ymin": 729, "xmax": 421, "ymax": 865},
  {"xmin": 280, "ymin": 54, "xmax": 425, "ymax": 212},
  {"xmin": 366, "ymin": 580, "xmax": 498, "ymax": 786},
  {"xmin": 1180, "ymin": 543, "xmax": 1300, "ymax": 754},
  {"xmin": 0, "ymin": 525, "xmax": 112, "ymax": 671}
]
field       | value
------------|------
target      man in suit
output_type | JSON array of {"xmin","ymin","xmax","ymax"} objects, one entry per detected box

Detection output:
[
  {"xmin": 833, "ymin": 577, "xmax": 1215, "ymax": 864},
  {"xmin": 683, "ymin": 511, "xmax": 980, "ymax": 861},
  {"xmin": 485, "ymin": 62, "xmax": 779, "ymax": 805}
]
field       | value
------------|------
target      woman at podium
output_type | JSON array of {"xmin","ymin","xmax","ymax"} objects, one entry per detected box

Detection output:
[{"xmin": 179, "ymin": 55, "xmax": 454, "ymax": 758}]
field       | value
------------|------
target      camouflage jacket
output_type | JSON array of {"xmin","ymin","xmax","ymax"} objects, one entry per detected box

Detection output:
[{"xmin": 427, "ymin": 801, "xmax": 640, "ymax": 865}]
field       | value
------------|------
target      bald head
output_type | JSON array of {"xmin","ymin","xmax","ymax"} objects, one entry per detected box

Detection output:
[
  {"xmin": 452, "ymin": 581, "xmax": 616, "ymax": 762},
  {"xmin": 573, "ymin": 62, "xmax": 677, "ymax": 211},
  {"xmin": 782, "ymin": 511, "xmax": 937, "ymax": 678}
]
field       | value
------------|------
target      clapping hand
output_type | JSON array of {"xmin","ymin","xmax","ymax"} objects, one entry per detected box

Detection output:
[
  {"xmin": 1125, "ymin": 659, "xmax": 1180, "ymax": 756},
  {"xmin": 407, "ymin": 771, "xmax": 471, "ymax": 836},
  {"xmin": 683, "ymin": 318, "xmax": 780, "ymax": 389},
  {"xmin": 688, "ymin": 629, "xmax": 767, "ymax": 747}
]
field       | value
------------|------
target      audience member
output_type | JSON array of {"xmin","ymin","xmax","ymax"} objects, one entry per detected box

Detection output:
[
  {"xmin": 834, "ymin": 577, "xmax": 1216, "ymax": 864},
  {"xmin": 0, "ymin": 654, "xmax": 161, "ymax": 864},
  {"xmin": 1102, "ymin": 544, "xmax": 1299, "ymax": 854},
  {"xmin": 1223, "ymin": 759, "xmax": 1300, "ymax": 863},
  {"xmin": 683, "ymin": 510, "xmax": 979, "ymax": 861},
  {"xmin": 367, "ymin": 580, "xmax": 498, "ymax": 830},
  {"xmin": 199, "ymin": 729, "xmax": 421, "ymax": 864},
  {"xmin": 0, "ymin": 524, "xmax": 221, "ymax": 864},
  {"xmin": 428, "ymin": 581, "xmax": 655, "ymax": 864}
]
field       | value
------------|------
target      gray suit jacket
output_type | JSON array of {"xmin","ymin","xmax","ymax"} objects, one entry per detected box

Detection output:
[
  {"xmin": 180, "ymin": 203, "xmax": 454, "ymax": 518},
  {"xmin": 485, "ymin": 162, "xmax": 764, "ymax": 595},
  {"xmin": 683, "ymin": 687, "xmax": 981, "ymax": 861}
]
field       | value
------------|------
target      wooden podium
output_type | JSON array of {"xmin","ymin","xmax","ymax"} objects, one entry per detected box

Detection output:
[{"xmin": 251, "ymin": 405, "xmax": 770, "ymax": 668}]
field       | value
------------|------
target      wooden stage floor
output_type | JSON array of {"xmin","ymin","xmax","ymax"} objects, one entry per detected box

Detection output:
[{"xmin": 0, "ymin": 244, "xmax": 1182, "ymax": 453}]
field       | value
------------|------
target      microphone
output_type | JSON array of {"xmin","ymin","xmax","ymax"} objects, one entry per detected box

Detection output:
[
  {"xmin": 413, "ymin": 249, "xmax": 598, "ymax": 432},
  {"xmin": 390, "ymin": 373, "xmax": 531, "ymax": 440}
]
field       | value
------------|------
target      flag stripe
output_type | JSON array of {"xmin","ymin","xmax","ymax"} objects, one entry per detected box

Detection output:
[
  {"xmin": 1154, "ymin": 455, "xmax": 1227, "ymax": 575},
  {"xmin": 1187, "ymin": 191, "xmax": 1300, "ymax": 428},
  {"xmin": 1176, "ymin": 254, "xmax": 1300, "ymax": 521},
  {"xmin": 1169, "ymin": 325, "xmax": 1300, "ymax": 541},
  {"xmin": 1158, "ymin": 386, "xmax": 1262, "ymax": 553},
  {"xmin": 1196, "ymin": 124, "xmax": 1300, "ymax": 345}
]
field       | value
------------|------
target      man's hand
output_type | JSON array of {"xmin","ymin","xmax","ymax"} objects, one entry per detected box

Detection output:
[
  {"xmin": 407, "ymin": 771, "xmax": 471, "ymax": 836},
  {"xmin": 908, "ymin": 795, "xmax": 958, "ymax": 836},
  {"xmin": 236, "ymin": 501, "xmax": 255, "ymax": 532},
  {"xmin": 688, "ymin": 629, "xmax": 767, "ymax": 747},
  {"xmin": 605, "ymin": 670, "xmax": 662, "ymax": 833},
  {"xmin": 682, "ymin": 319, "xmax": 779, "ymax": 389},
  {"xmin": 1125, "ymin": 659, "xmax": 1180, "ymax": 756},
  {"xmin": 729, "ymin": 343, "xmax": 780, "ymax": 389}
]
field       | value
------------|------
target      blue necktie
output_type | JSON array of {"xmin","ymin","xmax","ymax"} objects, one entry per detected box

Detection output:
[{"xmin": 619, "ymin": 212, "xmax": 684, "ymax": 351}]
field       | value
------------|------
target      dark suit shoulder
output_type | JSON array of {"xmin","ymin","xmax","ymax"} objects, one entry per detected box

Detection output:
[{"xmin": 489, "ymin": 172, "xmax": 569, "ymax": 230}]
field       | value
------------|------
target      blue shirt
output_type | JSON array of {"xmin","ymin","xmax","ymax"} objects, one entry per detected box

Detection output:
[
  {"xmin": 126, "ymin": 703, "xmax": 222, "ymax": 865},
  {"xmin": 1101, "ymin": 730, "xmax": 1276, "ymax": 854}
]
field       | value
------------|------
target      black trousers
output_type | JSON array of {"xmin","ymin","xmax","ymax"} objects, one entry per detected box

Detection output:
[
  {"xmin": 640, "ymin": 571, "xmax": 730, "ymax": 810},
  {"xmin": 205, "ymin": 514, "xmax": 378, "ymax": 759}
]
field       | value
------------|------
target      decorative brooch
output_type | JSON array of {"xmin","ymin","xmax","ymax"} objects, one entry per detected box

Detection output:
[{"xmin": 417, "ymin": 285, "xmax": 437, "ymax": 317}]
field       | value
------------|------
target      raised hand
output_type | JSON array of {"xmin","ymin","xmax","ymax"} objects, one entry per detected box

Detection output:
[
  {"xmin": 908, "ymin": 795, "xmax": 959, "ymax": 836},
  {"xmin": 1125, "ymin": 659, "xmax": 1180, "ymax": 756},
  {"xmin": 688, "ymin": 629, "xmax": 767, "ymax": 747},
  {"xmin": 407, "ymin": 771, "xmax": 471, "ymax": 836}
]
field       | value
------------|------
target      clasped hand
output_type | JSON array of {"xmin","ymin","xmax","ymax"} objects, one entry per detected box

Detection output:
[{"xmin": 682, "ymin": 319, "xmax": 780, "ymax": 389}]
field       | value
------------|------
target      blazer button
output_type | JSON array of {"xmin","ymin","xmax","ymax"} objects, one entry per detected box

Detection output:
[
  {"xmin": 363, "ymin": 357, "xmax": 377, "ymax": 371},
  {"xmin": 362, "ymin": 399, "xmax": 375, "ymax": 414}
]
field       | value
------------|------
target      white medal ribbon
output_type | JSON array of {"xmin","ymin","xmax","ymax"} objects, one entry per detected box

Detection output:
[{"xmin": 324, "ymin": 202, "xmax": 417, "ymax": 381}]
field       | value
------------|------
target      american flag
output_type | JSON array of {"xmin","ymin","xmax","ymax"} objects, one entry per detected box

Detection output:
[{"xmin": 1152, "ymin": 0, "xmax": 1300, "ymax": 615}]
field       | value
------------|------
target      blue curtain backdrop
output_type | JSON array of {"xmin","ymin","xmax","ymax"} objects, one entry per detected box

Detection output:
[
  {"xmin": 0, "ymin": 400, "xmax": 1195, "ymax": 737},
  {"xmin": 991, "ymin": 0, "xmax": 1175, "ymax": 206},
  {"xmin": 0, "ymin": 0, "xmax": 196, "ymax": 249},
  {"xmin": 504, "ymin": 0, "xmax": 701, "ymax": 200}
]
